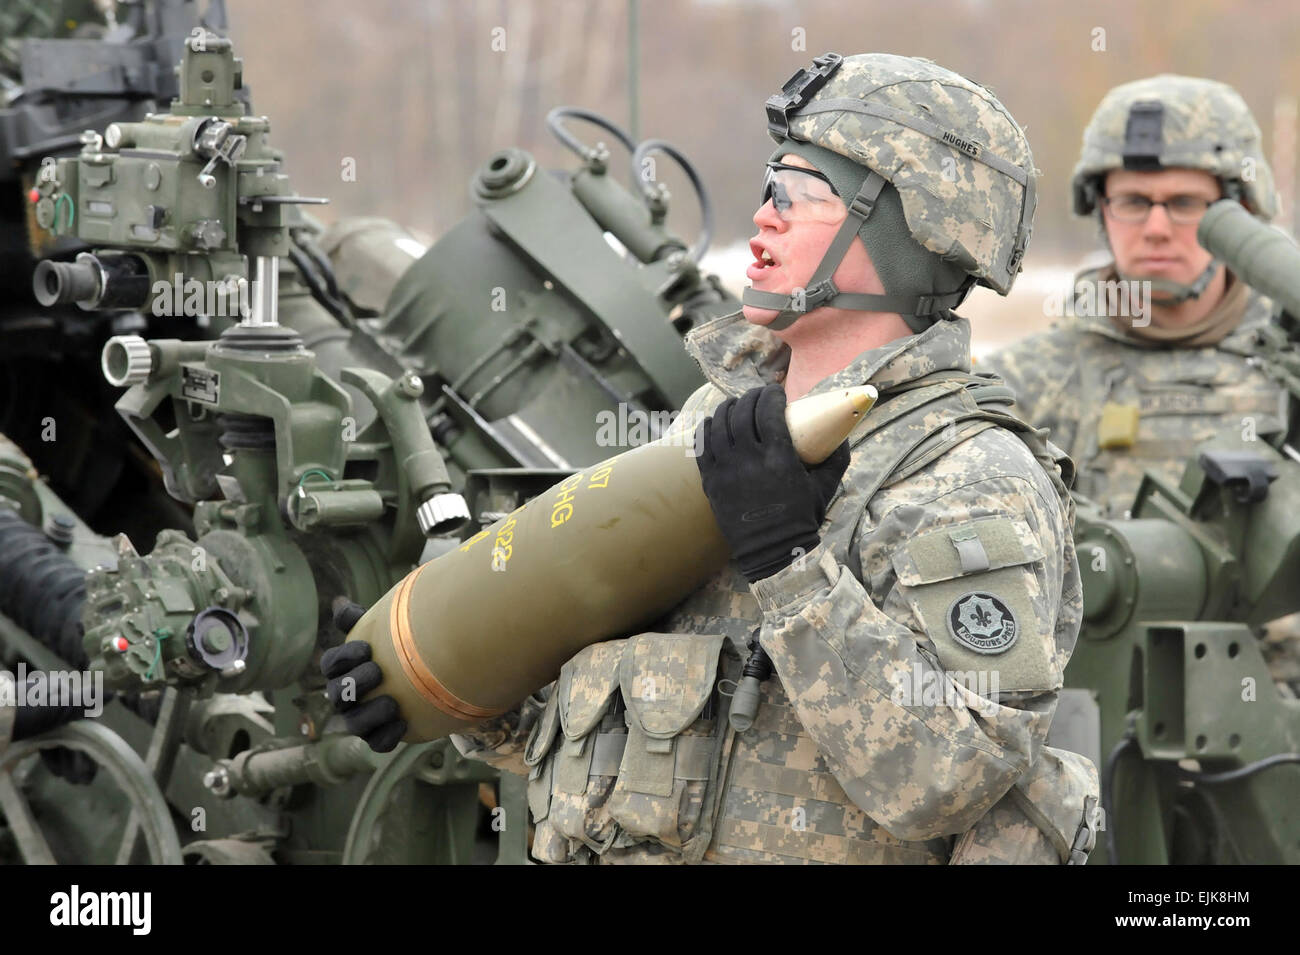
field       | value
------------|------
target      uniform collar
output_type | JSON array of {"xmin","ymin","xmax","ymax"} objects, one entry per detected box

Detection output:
[
  {"xmin": 682, "ymin": 309, "xmax": 972, "ymax": 398},
  {"xmin": 1069, "ymin": 263, "xmax": 1271, "ymax": 351}
]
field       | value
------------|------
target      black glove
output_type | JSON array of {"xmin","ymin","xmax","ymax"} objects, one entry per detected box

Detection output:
[
  {"xmin": 320, "ymin": 600, "xmax": 407, "ymax": 753},
  {"xmin": 696, "ymin": 383, "xmax": 851, "ymax": 583}
]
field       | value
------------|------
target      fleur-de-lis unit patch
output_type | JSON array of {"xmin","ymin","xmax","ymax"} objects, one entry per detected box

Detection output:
[{"xmin": 947, "ymin": 592, "xmax": 1018, "ymax": 654}]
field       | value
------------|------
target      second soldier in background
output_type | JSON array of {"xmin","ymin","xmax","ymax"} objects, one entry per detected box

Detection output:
[
  {"xmin": 983, "ymin": 76, "xmax": 1298, "ymax": 691},
  {"xmin": 985, "ymin": 76, "xmax": 1285, "ymax": 515}
]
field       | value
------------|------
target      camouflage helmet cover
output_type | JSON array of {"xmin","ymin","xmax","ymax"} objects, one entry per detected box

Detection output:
[
  {"xmin": 773, "ymin": 52, "xmax": 1038, "ymax": 295},
  {"xmin": 1071, "ymin": 74, "xmax": 1277, "ymax": 221}
]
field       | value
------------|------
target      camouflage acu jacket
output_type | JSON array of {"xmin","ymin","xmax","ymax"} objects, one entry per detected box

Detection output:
[
  {"xmin": 454, "ymin": 311, "xmax": 1096, "ymax": 864},
  {"xmin": 982, "ymin": 268, "xmax": 1285, "ymax": 516}
]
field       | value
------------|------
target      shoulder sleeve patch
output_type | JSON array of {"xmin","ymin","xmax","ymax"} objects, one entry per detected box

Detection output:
[{"xmin": 891, "ymin": 516, "xmax": 1060, "ymax": 694}]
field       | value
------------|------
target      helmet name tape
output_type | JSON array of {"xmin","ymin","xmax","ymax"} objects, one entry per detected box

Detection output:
[
  {"xmin": 1123, "ymin": 101, "xmax": 1165, "ymax": 171},
  {"xmin": 941, "ymin": 130, "xmax": 981, "ymax": 159},
  {"xmin": 801, "ymin": 98, "xmax": 1028, "ymax": 186}
]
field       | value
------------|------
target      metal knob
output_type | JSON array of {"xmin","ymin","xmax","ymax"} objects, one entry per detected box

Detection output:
[
  {"xmin": 102, "ymin": 335, "xmax": 153, "ymax": 387},
  {"xmin": 416, "ymin": 493, "xmax": 471, "ymax": 536},
  {"xmin": 203, "ymin": 764, "xmax": 232, "ymax": 798},
  {"xmin": 220, "ymin": 659, "xmax": 247, "ymax": 679}
]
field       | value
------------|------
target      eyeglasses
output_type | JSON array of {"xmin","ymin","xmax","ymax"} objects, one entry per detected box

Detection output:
[
  {"xmin": 760, "ymin": 161, "xmax": 846, "ymax": 224},
  {"xmin": 1101, "ymin": 193, "xmax": 1215, "ymax": 225}
]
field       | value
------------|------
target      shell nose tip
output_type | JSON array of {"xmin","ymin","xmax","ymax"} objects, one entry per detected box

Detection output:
[{"xmin": 848, "ymin": 387, "xmax": 877, "ymax": 414}]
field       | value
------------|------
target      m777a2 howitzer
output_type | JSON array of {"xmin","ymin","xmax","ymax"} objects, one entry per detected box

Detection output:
[
  {"xmin": 0, "ymin": 20, "xmax": 733, "ymax": 864},
  {"xmin": 1062, "ymin": 199, "xmax": 1300, "ymax": 864}
]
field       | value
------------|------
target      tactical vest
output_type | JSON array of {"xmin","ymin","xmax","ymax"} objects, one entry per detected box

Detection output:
[
  {"xmin": 521, "ymin": 373, "xmax": 1097, "ymax": 864},
  {"xmin": 1068, "ymin": 327, "xmax": 1286, "ymax": 516}
]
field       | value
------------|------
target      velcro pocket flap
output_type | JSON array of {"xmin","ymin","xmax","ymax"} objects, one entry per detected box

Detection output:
[
  {"xmin": 554, "ymin": 640, "xmax": 624, "ymax": 794},
  {"xmin": 524, "ymin": 692, "xmax": 560, "ymax": 821},
  {"xmin": 620, "ymin": 633, "xmax": 726, "ymax": 739},
  {"xmin": 558, "ymin": 640, "xmax": 624, "ymax": 742},
  {"xmin": 524, "ymin": 690, "xmax": 561, "ymax": 772},
  {"xmin": 892, "ymin": 516, "xmax": 1043, "ymax": 587}
]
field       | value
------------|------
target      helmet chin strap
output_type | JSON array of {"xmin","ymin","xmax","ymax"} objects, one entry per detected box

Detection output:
[
  {"xmin": 1098, "ymin": 212, "xmax": 1223, "ymax": 307},
  {"xmin": 742, "ymin": 170, "xmax": 970, "ymax": 332},
  {"xmin": 1116, "ymin": 259, "xmax": 1221, "ymax": 306}
]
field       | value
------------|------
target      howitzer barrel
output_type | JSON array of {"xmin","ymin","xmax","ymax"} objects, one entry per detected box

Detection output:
[
  {"xmin": 1199, "ymin": 199, "xmax": 1300, "ymax": 320},
  {"xmin": 346, "ymin": 386, "xmax": 877, "ymax": 741}
]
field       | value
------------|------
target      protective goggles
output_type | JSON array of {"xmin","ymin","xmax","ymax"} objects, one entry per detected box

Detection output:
[{"xmin": 759, "ymin": 161, "xmax": 846, "ymax": 224}]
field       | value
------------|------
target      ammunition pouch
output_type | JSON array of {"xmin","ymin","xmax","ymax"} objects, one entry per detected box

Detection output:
[
  {"xmin": 524, "ymin": 632, "xmax": 733, "ymax": 863},
  {"xmin": 525, "ymin": 640, "xmax": 625, "ymax": 860}
]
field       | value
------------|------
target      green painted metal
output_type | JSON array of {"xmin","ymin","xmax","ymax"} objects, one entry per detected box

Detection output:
[
  {"xmin": 31, "ymin": 33, "xmax": 315, "ymax": 299},
  {"xmin": 341, "ymin": 740, "xmax": 498, "ymax": 865},
  {"xmin": 0, "ymin": 720, "xmax": 182, "ymax": 865},
  {"xmin": 2, "ymin": 21, "xmax": 735, "ymax": 865},
  {"xmin": 477, "ymin": 157, "xmax": 701, "ymax": 408}
]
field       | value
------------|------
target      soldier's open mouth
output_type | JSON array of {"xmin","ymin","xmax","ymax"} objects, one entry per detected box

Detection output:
[{"xmin": 748, "ymin": 241, "xmax": 780, "ymax": 281}]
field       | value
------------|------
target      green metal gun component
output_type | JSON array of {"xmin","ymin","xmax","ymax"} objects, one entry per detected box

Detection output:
[
  {"xmin": 1077, "ymin": 516, "xmax": 1208, "ymax": 638},
  {"xmin": 569, "ymin": 160, "xmax": 685, "ymax": 263},
  {"xmin": 205, "ymin": 733, "xmax": 381, "ymax": 798},
  {"xmin": 341, "ymin": 365, "xmax": 467, "ymax": 545},
  {"xmin": 30, "ymin": 30, "xmax": 325, "ymax": 311},
  {"xmin": 79, "ymin": 519, "xmax": 320, "ymax": 695},
  {"xmin": 378, "ymin": 142, "xmax": 724, "ymax": 479},
  {"xmin": 315, "ymin": 217, "xmax": 430, "ymax": 316},
  {"xmin": 1143, "ymin": 442, "xmax": 1300, "ymax": 627},
  {"xmin": 288, "ymin": 485, "xmax": 385, "ymax": 530},
  {"xmin": 474, "ymin": 150, "xmax": 701, "ymax": 409},
  {"xmin": 1199, "ymin": 199, "xmax": 1300, "ymax": 322},
  {"xmin": 0, "ymin": 720, "xmax": 183, "ymax": 865},
  {"xmin": 112, "ymin": 327, "xmax": 351, "ymax": 509},
  {"xmin": 342, "ymin": 739, "xmax": 500, "ymax": 865}
]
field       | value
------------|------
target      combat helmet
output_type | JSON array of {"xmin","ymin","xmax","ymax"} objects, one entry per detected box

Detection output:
[
  {"xmin": 1071, "ymin": 74, "xmax": 1277, "ymax": 303},
  {"xmin": 742, "ymin": 52, "xmax": 1038, "ymax": 331},
  {"xmin": 1072, "ymin": 74, "xmax": 1277, "ymax": 220}
]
